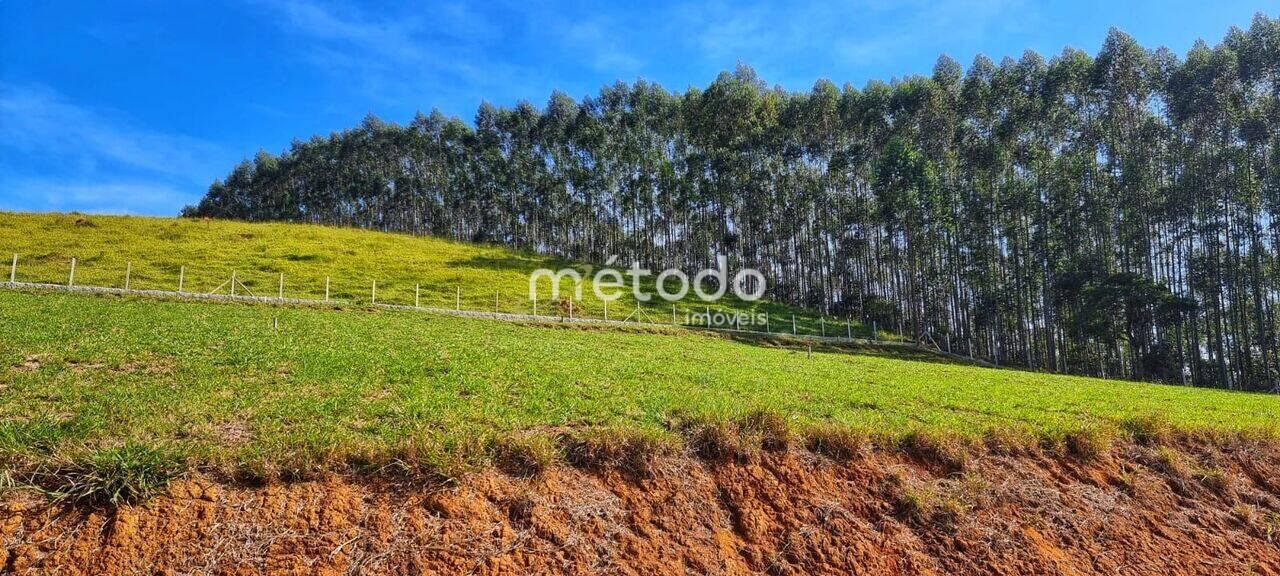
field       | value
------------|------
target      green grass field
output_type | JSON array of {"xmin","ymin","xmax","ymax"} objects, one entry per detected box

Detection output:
[
  {"xmin": 0, "ymin": 212, "xmax": 871, "ymax": 338},
  {"xmin": 1, "ymin": 212, "xmax": 1278, "ymax": 501},
  {"xmin": 3, "ymin": 290, "xmax": 1278, "ymax": 476}
]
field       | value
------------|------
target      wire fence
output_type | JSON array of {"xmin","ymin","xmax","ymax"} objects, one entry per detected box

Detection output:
[{"xmin": 1, "ymin": 253, "xmax": 947, "ymax": 352}]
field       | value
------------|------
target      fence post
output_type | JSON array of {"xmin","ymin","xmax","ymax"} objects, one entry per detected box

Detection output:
[
  {"xmin": 820, "ymin": 317, "xmax": 825, "ymax": 337},
  {"xmin": 278, "ymin": 273, "xmax": 284, "ymax": 301},
  {"xmin": 872, "ymin": 321, "xmax": 877, "ymax": 342},
  {"xmin": 371, "ymin": 280, "xmax": 377, "ymax": 304},
  {"xmin": 494, "ymin": 291, "xmax": 499, "ymax": 313},
  {"xmin": 765, "ymin": 312, "xmax": 770, "ymax": 333},
  {"xmin": 230, "ymin": 271, "xmax": 236, "ymax": 296},
  {"xmin": 672, "ymin": 304, "xmax": 677, "ymax": 325},
  {"xmin": 69, "ymin": 258, "xmax": 76, "ymax": 287},
  {"xmin": 124, "ymin": 262, "xmax": 131, "ymax": 290},
  {"xmin": 791, "ymin": 314, "xmax": 796, "ymax": 335},
  {"xmin": 415, "ymin": 284, "xmax": 420, "ymax": 308},
  {"xmin": 604, "ymin": 299, "xmax": 609, "ymax": 321},
  {"xmin": 569, "ymin": 298, "xmax": 574, "ymax": 319},
  {"xmin": 9, "ymin": 253, "xmax": 16, "ymax": 284},
  {"xmin": 324, "ymin": 277, "xmax": 330, "ymax": 302},
  {"xmin": 178, "ymin": 266, "xmax": 185, "ymax": 293},
  {"xmin": 847, "ymin": 317, "xmax": 852, "ymax": 340},
  {"xmin": 533, "ymin": 295, "xmax": 538, "ymax": 316},
  {"xmin": 456, "ymin": 286, "xmax": 460, "ymax": 310}
]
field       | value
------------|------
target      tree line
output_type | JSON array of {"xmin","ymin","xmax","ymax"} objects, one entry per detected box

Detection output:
[{"xmin": 188, "ymin": 15, "xmax": 1280, "ymax": 391}]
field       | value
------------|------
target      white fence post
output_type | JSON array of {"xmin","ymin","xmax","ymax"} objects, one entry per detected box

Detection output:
[
  {"xmin": 604, "ymin": 299, "xmax": 609, "ymax": 321},
  {"xmin": 791, "ymin": 314, "xmax": 796, "ymax": 335},
  {"xmin": 371, "ymin": 280, "xmax": 377, "ymax": 304},
  {"xmin": 533, "ymin": 295, "xmax": 538, "ymax": 316},
  {"xmin": 69, "ymin": 258, "xmax": 76, "ymax": 287},
  {"xmin": 820, "ymin": 317, "xmax": 825, "ymax": 337},
  {"xmin": 324, "ymin": 277, "xmax": 330, "ymax": 302},
  {"xmin": 178, "ymin": 266, "xmax": 185, "ymax": 293},
  {"xmin": 569, "ymin": 298, "xmax": 574, "ymax": 319},
  {"xmin": 455, "ymin": 286, "xmax": 460, "ymax": 310},
  {"xmin": 765, "ymin": 312, "xmax": 770, "ymax": 333},
  {"xmin": 415, "ymin": 284, "xmax": 420, "ymax": 308},
  {"xmin": 494, "ymin": 291, "xmax": 499, "ymax": 313},
  {"xmin": 124, "ymin": 262, "xmax": 131, "ymax": 290},
  {"xmin": 230, "ymin": 271, "xmax": 237, "ymax": 296},
  {"xmin": 672, "ymin": 304, "xmax": 677, "ymax": 325},
  {"xmin": 847, "ymin": 318, "xmax": 852, "ymax": 340},
  {"xmin": 9, "ymin": 254, "xmax": 16, "ymax": 283},
  {"xmin": 278, "ymin": 272, "xmax": 284, "ymax": 301}
]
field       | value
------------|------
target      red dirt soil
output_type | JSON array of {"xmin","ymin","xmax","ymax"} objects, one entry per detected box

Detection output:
[{"xmin": 4, "ymin": 440, "xmax": 1280, "ymax": 575}]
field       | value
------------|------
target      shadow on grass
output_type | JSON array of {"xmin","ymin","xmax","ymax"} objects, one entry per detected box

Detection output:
[
  {"xmin": 450, "ymin": 255, "xmax": 881, "ymax": 334},
  {"xmin": 717, "ymin": 331, "xmax": 979, "ymax": 367},
  {"xmin": 447, "ymin": 254, "xmax": 566, "ymax": 274}
]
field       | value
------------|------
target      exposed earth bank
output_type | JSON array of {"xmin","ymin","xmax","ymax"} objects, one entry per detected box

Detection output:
[{"xmin": 4, "ymin": 440, "xmax": 1280, "ymax": 575}]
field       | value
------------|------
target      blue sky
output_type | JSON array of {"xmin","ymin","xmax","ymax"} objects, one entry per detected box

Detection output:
[{"xmin": 2, "ymin": 0, "xmax": 1276, "ymax": 215}]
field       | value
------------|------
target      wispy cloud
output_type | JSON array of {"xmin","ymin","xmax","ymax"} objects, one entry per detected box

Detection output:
[
  {"xmin": 0, "ymin": 179, "xmax": 191, "ymax": 215},
  {"xmin": 557, "ymin": 18, "xmax": 644, "ymax": 74},
  {"xmin": 0, "ymin": 84, "xmax": 226, "ymax": 180},
  {"xmin": 669, "ymin": 0, "xmax": 1031, "ymax": 87},
  {"xmin": 0, "ymin": 83, "xmax": 229, "ymax": 214},
  {"xmin": 255, "ymin": 0, "xmax": 540, "ymax": 112}
]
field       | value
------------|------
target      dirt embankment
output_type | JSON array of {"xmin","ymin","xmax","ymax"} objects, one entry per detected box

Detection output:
[{"xmin": 4, "ymin": 440, "xmax": 1280, "ymax": 575}]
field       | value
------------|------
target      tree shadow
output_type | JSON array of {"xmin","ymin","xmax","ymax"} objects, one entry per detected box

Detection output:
[
  {"xmin": 447, "ymin": 254, "xmax": 562, "ymax": 274},
  {"xmin": 715, "ymin": 331, "xmax": 987, "ymax": 367}
]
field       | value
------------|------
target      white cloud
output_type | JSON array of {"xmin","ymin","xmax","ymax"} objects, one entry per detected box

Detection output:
[
  {"xmin": 0, "ymin": 178, "xmax": 193, "ymax": 215},
  {"xmin": 559, "ymin": 19, "xmax": 644, "ymax": 74},
  {"xmin": 0, "ymin": 84, "xmax": 226, "ymax": 180},
  {"xmin": 0, "ymin": 83, "xmax": 228, "ymax": 214},
  {"xmin": 254, "ymin": 0, "xmax": 535, "ymax": 110},
  {"xmin": 668, "ymin": 0, "xmax": 1031, "ymax": 87}
]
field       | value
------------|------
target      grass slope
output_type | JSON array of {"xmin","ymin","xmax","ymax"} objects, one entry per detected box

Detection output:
[
  {"xmin": 0, "ymin": 212, "xmax": 871, "ymax": 337},
  {"xmin": 2, "ymin": 212, "xmax": 1278, "ymax": 500},
  {"xmin": 2, "ymin": 290, "xmax": 1277, "ymax": 484}
]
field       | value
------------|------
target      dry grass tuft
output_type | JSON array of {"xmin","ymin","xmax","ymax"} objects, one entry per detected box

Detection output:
[
  {"xmin": 1148, "ymin": 446, "xmax": 1191, "ymax": 478},
  {"xmin": 888, "ymin": 477, "xmax": 965, "ymax": 527},
  {"xmin": 490, "ymin": 435, "xmax": 561, "ymax": 477},
  {"xmin": 562, "ymin": 427, "xmax": 679, "ymax": 478},
  {"xmin": 21, "ymin": 444, "xmax": 185, "ymax": 505},
  {"xmin": 900, "ymin": 430, "xmax": 971, "ymax": 473},
  {"xmin": 982, "ymin": 426, "xmax": 1038, "ymax": 456},
  {"xmin": 389, "ymin": 431, "xmax": 491, "ymax": 482},
  {"xmin": 1121, "ymin": 414, "xmax": 1173, "ymax": 446},
  {"xmin": 738, "ymin": 409, "xmax": 793, "ymax": 452},
  {"xmin": 681, "ymin": 417, "xmax": 754, "ymax": 462},
  {"xmin": 803, "ymin": 424, "xmax": 872, "ymax": 461},
  {"xmin": 1058, "ymin": 426, "xmax": 1115, "ymax": 461},
  {"xmin": 1196, "ymin": 466, "xmax": 1234, "ymax": 494},
  {"xmin": 887, "ymin": 468, "xmax": 995, "ymax": 528},
  {"xmin": 671, "ymin": 409, "xmax": 794, "ymax": 462}
]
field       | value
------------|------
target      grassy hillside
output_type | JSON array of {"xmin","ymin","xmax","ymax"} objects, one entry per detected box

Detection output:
[
  {"xmin": 2, "ymin": 289, "xmax": 1278, "ymax": 483},
  {"xmin": 2, "ymin": 212, "xmax": 1279, "ymax": 502},
  {"xmin": 0, "ymin": 212, "xmax": 871, "ymax": 338}
]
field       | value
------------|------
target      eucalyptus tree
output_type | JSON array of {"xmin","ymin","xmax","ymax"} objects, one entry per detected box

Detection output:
[{"xmin": 186, "ymin": 14, "xmax": 1280, "ymax": 391}]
